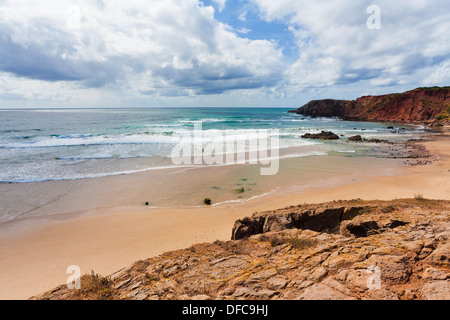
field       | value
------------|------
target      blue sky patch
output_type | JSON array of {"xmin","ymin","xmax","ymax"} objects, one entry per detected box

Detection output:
[{"xmin": 203, "ymin": 0, "xmax": 297, "ymax": 62}]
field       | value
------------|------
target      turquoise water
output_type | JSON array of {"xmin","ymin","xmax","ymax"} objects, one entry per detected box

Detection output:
[{"xmin": 0, "ymin": 107, "xmax": 424, "ymax": 183}]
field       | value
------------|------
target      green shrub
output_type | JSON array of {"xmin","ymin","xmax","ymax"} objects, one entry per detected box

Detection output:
[{"xmin": 234, "ymin": 187, "xmax": 245, "ymax": 194}]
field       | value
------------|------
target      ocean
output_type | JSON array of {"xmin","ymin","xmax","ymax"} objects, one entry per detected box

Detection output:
[{"xmin": 0, "ymin": 107, "xmax": 425, "ymax": 184}]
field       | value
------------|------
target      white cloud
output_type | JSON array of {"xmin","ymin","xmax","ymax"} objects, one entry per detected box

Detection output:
[
  {"xmin": 236, "ymin": 27, "xmax": 252, "ymax": 35},
  {"xmin": 251, "ymin": 0, "xmax": 450, "ymax": 90},
  {"xmin": 238, "ymin": 10, "xmax": 247, "ymax": 22},
  {"xmin": 422, "ymin": 60, "xmax": 450, "ymax": 86},
  {"xmin": 0, "ymin": 0, "xmax": 284, "ymax": 103},
  {"xmin": 212, "ymin": 0, "xmax": 227, "ymax": 12},
  {"xmin": 0, "ymin": 72, "xmax": 127, "ymax": 108}
]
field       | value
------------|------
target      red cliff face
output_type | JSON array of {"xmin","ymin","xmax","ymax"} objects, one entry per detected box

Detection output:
[{"xmin": 293, "ymin": 87, "xmax": 450, "ymax": 123}]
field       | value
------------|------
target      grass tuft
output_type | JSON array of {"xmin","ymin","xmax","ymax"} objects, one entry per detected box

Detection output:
[
  {"xmin": 73, "ymin": 271, "xmax": 116, "ymax": 300},
  {"xmin": 414, "ymin": 193, "xmax": 425, "ymax": 201}
]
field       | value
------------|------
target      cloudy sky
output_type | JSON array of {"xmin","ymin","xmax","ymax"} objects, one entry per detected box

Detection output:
[{"xmin": 0, "ymin": 0, "xmax": 449, "ymax": 108}]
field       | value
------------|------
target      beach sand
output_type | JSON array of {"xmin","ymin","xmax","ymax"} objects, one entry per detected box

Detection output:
[{"xmin": 0, "ymin": 129, "xmax": 449, "ymax": 300}]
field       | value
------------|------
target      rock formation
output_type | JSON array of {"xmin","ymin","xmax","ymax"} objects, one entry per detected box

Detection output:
[
  {"xmin": 290, "ymin": 86, "xmax": 450, "ymax": 124},
  {"xmin": 33, "ymin": 199, "xmax": 450, "ymax": 301},
  {"xmin": 301, "ymin": 131, "xmax": 340, "ymax": 140},
  {"xmin": 348, "ymin": 135, "xmax": 363, "ymax": 142}
]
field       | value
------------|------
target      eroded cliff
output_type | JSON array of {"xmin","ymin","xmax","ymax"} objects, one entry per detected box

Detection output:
[{"xmin": 290, "ymin": 87, "xmax": 450, "ymax": 124}]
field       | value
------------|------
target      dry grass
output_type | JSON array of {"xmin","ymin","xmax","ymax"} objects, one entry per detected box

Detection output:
[
  {"xmin": 72, "ymin": 271, "xmax": 117, "ymax": 300},
  {"xmin": 414, "ymin": 193, "xmax": 425, "ymax": 201}
]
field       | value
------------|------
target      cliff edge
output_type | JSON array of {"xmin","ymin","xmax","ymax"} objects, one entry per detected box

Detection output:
[{"xmin": 290, "ymin": 87, "xmax": 450, "ymax": 125}]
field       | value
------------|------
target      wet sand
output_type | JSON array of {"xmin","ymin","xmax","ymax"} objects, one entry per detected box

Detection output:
[{"xmin": 0, "ymin": 130, "xmax": 449, "ymax": 300}]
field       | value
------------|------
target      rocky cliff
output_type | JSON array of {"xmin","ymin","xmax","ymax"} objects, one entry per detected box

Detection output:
[
  {"xmin": 290, "ymin": 87, "xmax": 450, "ymax": 124},
  {"xmin": 33, "ymin": 199, "xmax": 450, "ymax": 300}
]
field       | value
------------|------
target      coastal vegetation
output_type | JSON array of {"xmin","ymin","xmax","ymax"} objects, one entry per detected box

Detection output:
[{"xmin": 234, "ymin": 188, "xmax": 245, "ymax": 194}]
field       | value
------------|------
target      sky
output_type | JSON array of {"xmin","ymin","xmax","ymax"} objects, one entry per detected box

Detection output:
[{"xmin": 0, "ymin": 0, "xmax": 449, "ymax": 108}]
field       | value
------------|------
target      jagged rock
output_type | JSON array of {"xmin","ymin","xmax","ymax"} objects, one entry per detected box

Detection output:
[
  {"xmin": 340, "ymin": 217, "xmax": 408, "ymax": 238},
  {"xmin": 231, "ymin": 203, "xmax": 372, "ymax": 240},
  {"xmin": 340, "ymin": 219, "xmax": 380, "ymax": 238},
  {"xmin": 232, "ymin": 217, "xmax": 264, "ymax": 240}
]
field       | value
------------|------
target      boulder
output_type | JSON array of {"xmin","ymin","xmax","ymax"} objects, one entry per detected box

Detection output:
[
  {"xmin": 231, "ymin": 205, "xmax": 372, "ymax": 240},
  {"xmin": 348, "ymin": 135, "xmax": 363, "ymax": 142},
  {"xmin": 301, "ymin": 131, "xmax": 340, "ymax": 140}
]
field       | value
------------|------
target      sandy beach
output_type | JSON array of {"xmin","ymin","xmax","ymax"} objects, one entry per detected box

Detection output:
[{"xmin": 0, "ymin": 128, "xmax": 449, "ymax": 300}]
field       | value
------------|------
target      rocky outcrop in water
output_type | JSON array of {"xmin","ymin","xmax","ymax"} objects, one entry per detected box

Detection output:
[
  {"xmin": 301, "ymin": 131, "xmax": 340, "ymax": 140},
  {"xmin": 348, "ymin": 135, "xmax": 363, "ymax": 142}
]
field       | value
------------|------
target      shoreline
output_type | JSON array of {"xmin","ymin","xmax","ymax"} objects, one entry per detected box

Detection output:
[
  {"xmin": 0, "ymin": 127, "xmax": 449, "ymax": 300},
  {"xmin": 0, "ymin": 144, "xmax": 401, "ymax": 228}
]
